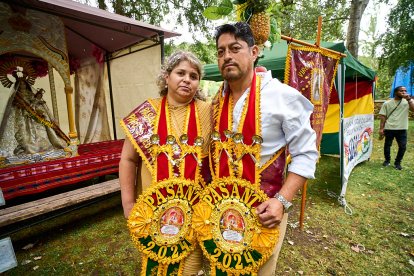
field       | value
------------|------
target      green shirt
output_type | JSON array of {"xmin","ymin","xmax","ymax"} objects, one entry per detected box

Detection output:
[{"xmin": 379, "ymin": 99, "xmax": 409, "ymax": 130}]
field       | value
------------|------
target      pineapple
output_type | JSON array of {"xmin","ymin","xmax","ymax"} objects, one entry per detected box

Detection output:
[
  {"xmin": 247, "ymin": 0, "xmax": 271, "ymax": 45},
  {"xmin": 249, "ymin": 11, "xmax": 271, "ymax": 45},
  {"xmin": 204, "ymin": 0, "xmax": 278, "ymax": 46}
]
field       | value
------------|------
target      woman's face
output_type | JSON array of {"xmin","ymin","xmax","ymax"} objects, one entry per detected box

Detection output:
[{"xmin": 165, "ymin": 60, "xmax": 200, "ymax": 105}]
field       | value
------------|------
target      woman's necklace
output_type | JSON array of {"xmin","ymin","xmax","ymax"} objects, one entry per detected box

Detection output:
[
  {"xmin": 168, "ymin": 104, "xmax": 188, "ymax": 155},
  {"xmin": 169, "ymin": 105, "xmax": 187, "ymax": 138}
]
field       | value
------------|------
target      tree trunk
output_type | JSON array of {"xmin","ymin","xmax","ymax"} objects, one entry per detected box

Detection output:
[{"xmin": 346, "ymin": 0, "xmax": 370, "ymax": 58}]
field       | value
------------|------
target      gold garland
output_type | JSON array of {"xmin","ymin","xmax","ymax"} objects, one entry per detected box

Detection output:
[
  {"xmin": 128, "ymin": 178, "xmax": 202, "ymax": 264},
  {"xmin": 192, "ymin": 177, "xmax": 279, "ymax": 275},
  {"xmin": 127, "ymin": 98, "xmax": 207, "ymax": 273},
  {"xmin": 204, "ymin": 74, "xmax": 281, "ymax": 275},
  {"xmin": 211, "ymin": 75, "xmax": 263, "ymax": 181},
  {"xmin": 13, "ymin": 93, "xmax": 69, "ymax": 143}
]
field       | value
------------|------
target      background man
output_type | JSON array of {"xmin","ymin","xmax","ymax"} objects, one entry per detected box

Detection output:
[
  {"xmin": 379, "ymin": 86, "xmax": 414, "ymax": 170},
  {"xmin": 214, "ymin": 22, "xmax": 318, "ymax": 275}
]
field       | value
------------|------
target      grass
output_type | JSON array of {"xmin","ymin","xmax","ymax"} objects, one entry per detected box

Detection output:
[{"xmin": 3, "ymin": 120, "xmax": 414, "ymax": 275}]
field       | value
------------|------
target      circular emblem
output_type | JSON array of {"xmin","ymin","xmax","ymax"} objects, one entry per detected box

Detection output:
[
  {"xmin": 128, "ymin": 178, "xmax": 201, "ymax": 264},
  {"xmin": 192, "ymin": 177, "xmax": 279, "ymax": 274},
  {"xmin": 360, "ymin": 128, "xmax": 371, "ymax": 154}
]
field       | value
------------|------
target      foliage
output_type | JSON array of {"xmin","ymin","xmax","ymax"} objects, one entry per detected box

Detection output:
[
  {"xmin": 202, "ymin": 0, "xmax": 352, "ymax": 44},
  {"xmin": 358, "ymin": 14, "xmax": 392, "ymax": 99},
  {"xmin": 278, "ymin": 0, "xmax": 349, "ymax": 41},
  {"xmin": 203, "ymin": 0, "xmax": 282, "ymax": 44},
  {"xmin": 87, "ymin": 0, "xmax": 351, "ymax": 45},
  {"xmin": 4, "ymin": 121, "xmax": 414, "ymax": 275},
  {"xmin": 379, "ymin": 0, "xmax": 414, "ymax": 77},
  {"xmin": 85, "ymin": 0, "xmax": 219, "ymax": 40},
  {"xmin": 359, "ymin": 15, "xmax": 380, "ymax": 63},
  {"xmin": 374, "ymin": 66, "xmax": 393, "ymax": 99},
  {"xmin": 164, "ymin": 41, "xmax": 217, "ymax": 65}
]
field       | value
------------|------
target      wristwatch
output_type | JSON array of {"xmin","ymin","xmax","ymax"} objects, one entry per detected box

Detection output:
[{"xmin": 274, "ymin": 193, "xmax": 293, "ymax": 213}]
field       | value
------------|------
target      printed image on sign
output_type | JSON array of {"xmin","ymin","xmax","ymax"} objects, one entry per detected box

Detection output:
[
  {"xmin": 343, "ymin": 114, "xmax": 373, "ymax": 182},
  {"xmin": 160, "ymin": 207, "xmax": 184, "ymax": 236},
  {"xmin": 220, "ymin": 209, "xmax": 245, "ymax": 243}
]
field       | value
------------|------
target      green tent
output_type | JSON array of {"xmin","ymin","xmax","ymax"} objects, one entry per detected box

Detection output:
[{"xmin": 203, "ymin": 41, "xmax": 376, "ymax": 82}]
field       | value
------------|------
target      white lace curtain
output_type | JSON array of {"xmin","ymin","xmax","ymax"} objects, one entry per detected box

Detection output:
[{"xmin": 74, "ymin": 58, "xmax": 111, "ymax": 144}]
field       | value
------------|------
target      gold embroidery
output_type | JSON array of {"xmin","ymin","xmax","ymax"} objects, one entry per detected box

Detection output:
[
  {"xmin": 193, "ymin": 177, "xmax": 279, "ymax": 275},
  {"xmin": 128, "ymin": 178, "xmax": 201, "ymax": 265}
]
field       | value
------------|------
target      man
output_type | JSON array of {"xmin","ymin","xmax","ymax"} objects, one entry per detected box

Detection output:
[
  {"xmin": 213, "ymin": 22, "xmax": 318, "ymax": 275},
  {"xmin": 379, "ymin": 86, "xmax": 414, "ymax": 170}
]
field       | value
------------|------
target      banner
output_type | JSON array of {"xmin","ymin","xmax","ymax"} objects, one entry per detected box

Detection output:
[
  {"xmin": 321, "ymin": 80, "xmax": 374, "ymax": 154},
  {"xmin": 284, "ymin": 44, "xmax": 340, "ymax": 148},
  {"xmin": 342, "ymin": 114, "xmax": 373, "ymax": 183}
]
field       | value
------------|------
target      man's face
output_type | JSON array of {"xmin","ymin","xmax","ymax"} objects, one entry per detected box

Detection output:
[
  {"xmin": 216, "ymin": 33, "xmax": 258, "ymax": 81},
  {"xmin": 396, "ymin": 87, "xmax": 408, "ymax": 98}
]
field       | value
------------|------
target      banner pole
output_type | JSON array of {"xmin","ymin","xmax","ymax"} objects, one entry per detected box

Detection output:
[
  {"xmin": 299, "ymin": 180, "xmax": 307, "ymax": 230},
  {"xmin": 281, "ymin": 34, "xmax": 346, "ymax": 58},
  {"xmin": 316, "ymin": 16, "xmax": 322, "ymax": 47},
  {"xmin": 299, "ymin": 16, "xmax": 321, "ymax": 231}
]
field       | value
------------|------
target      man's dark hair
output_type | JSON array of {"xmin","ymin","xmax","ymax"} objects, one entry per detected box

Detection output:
[
  {"xmin": 394, "ymin": 86, "xmax": 404, "ymax": 94},
  {"xmin": 215, "ymin": 22, "xmax": 260, "ymax": 66},
  {"xmin": 214, "ymin": 22, "xmax": 255, "ymax": 48}
]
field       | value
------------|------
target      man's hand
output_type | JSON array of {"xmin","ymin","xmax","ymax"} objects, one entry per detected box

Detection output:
[
  {"xmin": 379, "ymin": 128, "xmax": 384, "ymax": 136},
  {"xmin": 256, "ymin": 198, "xmax": 284, "ymax": 228},
  {"xmin": 401, "ymin": 91, "xmax": 411, "ymax": 100}
]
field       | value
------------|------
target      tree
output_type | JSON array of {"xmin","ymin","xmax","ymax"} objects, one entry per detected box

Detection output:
[
  {"xmin": 346, "ymin": 0, "xmax": 370, "ymax": 58},
  {"xmin": 358, "ymin": 14, "xmax": 391, "ymax": 99},
  {"xmin": 380, "ymin": 0, "xmax": 414, "ymax": 78},
  {"xmin": 278, "ymin": 0, "xmax": 349, "ymax": 41},
  {"xmin": 360, "ymin": 15, "xmax": 380, "ymax": 64},
  {"xmin": 86, "ymin": 0, "xmax": 352, "ymax": 43},
  {"xmin": 88, "ymin": 0, "xmax": 219, "ymax": 40},
  {"xmin": 165, "ymin": 41, "xmax": 217, "ymax": 64}
]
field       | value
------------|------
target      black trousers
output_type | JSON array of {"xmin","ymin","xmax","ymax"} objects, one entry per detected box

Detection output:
[{"xmin": 383, "ymin": 129, "xmax": 407, "ymax": 165}]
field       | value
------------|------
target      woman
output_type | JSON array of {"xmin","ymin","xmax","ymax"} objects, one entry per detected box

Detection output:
[{"xmin": 119, "ymin": 51, "xmax": 211, "ymax": 275}]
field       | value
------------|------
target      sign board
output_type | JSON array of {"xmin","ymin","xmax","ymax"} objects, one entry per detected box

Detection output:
[
  {"xmin": 0, "ymin": 188, "xmax": 5, "ymax": 206},
  {"xmin": 0, "ymin": 237, "xmax": 18, "ymax": 273}
]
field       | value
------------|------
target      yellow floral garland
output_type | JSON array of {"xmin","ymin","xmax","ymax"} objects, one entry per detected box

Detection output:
[
  {"xmin": 192, "ymin": 177, "xmax": 279, "ymax": 275},
  {"xmin": 128, "ymin": 178, "xmax": 202, "ymax": 265}
]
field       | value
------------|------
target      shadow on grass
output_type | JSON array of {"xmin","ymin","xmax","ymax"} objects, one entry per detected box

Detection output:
[
  {"xmin": 306, "ymin": 155, "xmax": 342, "ymax": 203},
  {"xmin": 9, "ymin": 193, "xmax": 123, "ymax": 249}
]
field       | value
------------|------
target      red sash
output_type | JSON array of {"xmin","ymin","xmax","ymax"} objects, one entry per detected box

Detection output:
[
  {"xmin": 218, "ymin": 73, "xmax": 260, "ymax": 184},
  {"xmin": 156, "ymin": 97, "xmax": 198, "ymax": 181}
]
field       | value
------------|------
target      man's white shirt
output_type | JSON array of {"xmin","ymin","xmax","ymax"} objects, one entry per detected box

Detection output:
[{"xmin": 223, "ymin": 71, "xmax": 318, "ymax": 179}]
